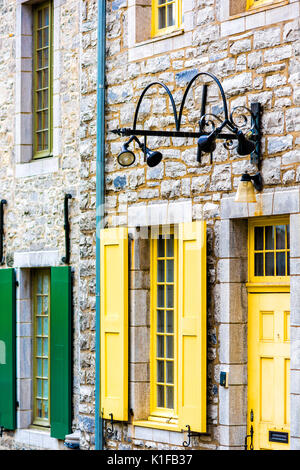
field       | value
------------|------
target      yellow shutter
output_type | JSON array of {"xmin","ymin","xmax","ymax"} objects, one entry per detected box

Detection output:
[
  {"xmin": 178, "ymin": 221, "xmax": 207, "ymax": 432},
  {"xmin": 100, "ymin": 227, "xmax": 128, "ymax": 421}
]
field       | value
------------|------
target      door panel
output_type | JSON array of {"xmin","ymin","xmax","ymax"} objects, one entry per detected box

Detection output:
[{"xmin": 248, "ymin": 293, "xmax": 290, "ymax": 450}]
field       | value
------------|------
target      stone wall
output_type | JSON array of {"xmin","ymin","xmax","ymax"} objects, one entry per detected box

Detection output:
[
  {"xmin": 84, "ymin": 0, "xmax": 300, "ymax": 450},
  {"xmin": 0, "ymin": 0, "xmax": 81, "ymax": 450}
]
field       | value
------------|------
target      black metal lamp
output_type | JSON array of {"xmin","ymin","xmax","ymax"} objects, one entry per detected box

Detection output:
[
  {"xmin": 117, "ymin": 138, "xmax": 136, "ymax": 167},
  {"xmin": 235, "ymin": 172, "xmax": 263, "ymax": 203},
  {"xmin": 235, "ymin": 129, "xmax": 256, "ymax": 156},
  {"xmin": 142, "ymin": 146, "xmax": 163, "ymax": 167}
]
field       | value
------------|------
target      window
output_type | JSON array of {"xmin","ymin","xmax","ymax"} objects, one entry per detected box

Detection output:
[
  {"xmin": 33, "ymin": 1, "xmax": 53, "ymax": 159},
  {"xmin": 32, "ymin": 269, "xmax": 50, "ymax": 427},
  {"xmin": 249, "ymin": 218, "xmax": 290, "ymax": 283},
  {"xmin": 100, "ymin": 223, "xmax": 207, "ymax": 432},
  {"xmin": 150, "ymin": 234, "xmax": 178, "ymax": 420},
  {"xmin": 246, "ymin": 0, "xmax": 274, "ymax": 9},
  {"xmin": 152, "ymin": 0, "xmax": 182, "ymax": 37}
]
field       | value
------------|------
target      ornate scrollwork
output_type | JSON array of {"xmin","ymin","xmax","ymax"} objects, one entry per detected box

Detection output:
[{"xmin": 230, "ymin": 105, "xmax": 257, "ymax": 133}]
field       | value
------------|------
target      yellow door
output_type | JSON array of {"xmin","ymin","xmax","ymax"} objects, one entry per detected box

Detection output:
[{"xmin": 248, "ymin": 292, "xmax": 290, "ymax": 450}]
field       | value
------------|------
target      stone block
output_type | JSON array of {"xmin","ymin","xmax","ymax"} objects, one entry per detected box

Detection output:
[
  {"xmin": 219, "ymin": 385, "xmax": 247, "ymax": 426},
  {"xmin": 290, "ymin": 214, "xmax": 300, "ymax": 258},
  {"xmin": 273, "ymin": 189, "xmax": 299, "ymax": 215},
  {"xmin": 219, "ymin": 323, "xmax": 247, "ymax": 364},
  {"xmin": 219, "ymin": 425, "xmax": 247, "ymax": 447}
]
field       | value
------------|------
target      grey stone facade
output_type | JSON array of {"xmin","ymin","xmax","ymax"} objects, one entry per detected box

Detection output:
[{"xmin": 0, "ymin": 0, "xmax": 299, "ymax": 451}]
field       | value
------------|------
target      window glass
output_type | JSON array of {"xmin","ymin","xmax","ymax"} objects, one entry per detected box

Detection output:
[
  {"xmin": 33, "ymin": 269, "xmax": 50, "ymax": 426},
  {"xmin": 33, "ymin": 2, "xmax": 52, "ymax": 158},
  {"xmin": 253, "ymin": 222, "xmax": 290, "ymax": 278},
  {"xmin": 153, "ymin": 235, "xmax": 176, "ymax": 412}
]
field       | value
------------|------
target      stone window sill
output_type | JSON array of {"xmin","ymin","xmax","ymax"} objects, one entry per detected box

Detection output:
[
  {"xmin": 229, "ymin": 0, "xmax": 288, "ymax": 20},
  {"xmin": 15, "ymin": 157, "xmax": 59, "ymax": 178},
  {"xmin": 134, "ymin": 28, "xmax": 184, "ymax": 48},
  {"xmin": 133, "ymin": 419, "xmax": 181, "ymax": 432}
]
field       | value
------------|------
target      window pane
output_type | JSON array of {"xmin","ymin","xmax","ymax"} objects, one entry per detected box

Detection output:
[
  {"xmin": 166, "ymin": 285, "xmax": 174, "ymax": 308},
  {"xmin": 158, "ymin": 5, "xmax": 166, "ymax": 29},
  {"xmin": 157, "ymin": 385, "xmax": 164, "ymax": 407},
  {"xmin": 265, "ymin": 252, "xmax": 274, "ymax": 276},
  {"xmin": 44, "ymin": 7, "xmax": 49, "ymax": 26},
  {"xmin": 157, "ymin": 310, "xmax": 164, "ymax": 333},
  {"xmin": 254, "ymin": 226, "xmax": 263, "ymax": 250},
  {"xmin": 265, "ymin": 226, "xmax": 274, "ymax": 250},
  {"xmin": 43, "ymin": 317, "xmax": 48, "ymax": 335},
  {"xmin": 158, "ymin": 237, "xmax": 164, "ymax": 257},
  {"xmin": 37, "ymin": 337, "xmax": 42, "ymax": 356},
  {"xmin": 287, "ymin": 252, "xmax": 290, "ymax": 275},
  {"xmin": 276, "ymin": 252, "xmax": 285, "ymax": 276},
  {"xmin": 43, "ymin": 27, "xmax": 49, "ymax": 47},
  {"xmin": 38, "ymin": 50, "xmax": 43, "ymax": 68},
  {"xmin": 43, "ymin": 338, "xmax": 48, "ymax": 356},
  {"xmin": 157, "ymin": 285, "xmax": 164, "ymax": 308},
  {"xmin": 157, "ymin": 335, "xmax": 164, "ymax": 358},
  {"xmin": 255, "ymin": 253, "xmax": 263, "ymax": 276},
  {"xmin": 166, "ymin": 336, "xmax": 173, "ymax": 359},
  {"xmin": 167, "ymin": 3, "xmax": 175, "ymax": 27},
  {"xmin": 166, "ymin": 361, "xmax": 173, "ymax": 384},
  {"xmin": 157, "ymin": 360, "xmax": 164, "ymax": 383},
  {"xmin": 166, "ymin": 236, "xmax": 174, "ymax": 257},
  {"xmin": 166, "ymin": 386, "xmax": 174, "ymax": 409},
  {"xmin": 276, "ymin": 225, "xmax": 286, "ymax": 250},
  {"xmin": 37, "ymin": 378, "xmax": 42, "ymax": 397},
  {"xmin": 44, "ymin": 401, "xmax": 48, "ymax": 419},
  {"xmin": 166, "ymin": 260, "xmax": 174, "ymax": 282},
  {"xmin": 287, "ymin": 224, "xmax": 290, "ymax": 249},
  {"xmin": 166, "ymin": 310, "xmax": 173, "ymax": 333},
  {"xmin": 37, "ymin": 317, "xmax": 42, "ymax": 336},
  {"xmin": 37, "ymin": 358, "xmax": 42, "ymax": 377},
  {"xmin": 43, "ymin": 358, "xmax": 48, "ymax": 377},
  {"xmin": 157, "ymin": 260, "xmax": 164, "ymax": 282},
  {"xmin": 43, "ymin": 380, "xmax": 48, "ymax": 399},
  {"xmin": 37, "ymin": 399, "xmax": 42, "ymax": 418}
]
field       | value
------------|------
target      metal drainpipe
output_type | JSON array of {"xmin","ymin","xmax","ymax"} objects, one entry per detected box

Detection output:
[{"xmin": 95, "ymin": 0, "xmax": 106, "ymax": 451}]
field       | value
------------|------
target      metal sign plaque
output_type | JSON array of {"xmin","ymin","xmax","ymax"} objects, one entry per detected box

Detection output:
[{"xmin": 269, "ymin": 431, "xmax": 289, "ymax": 444}]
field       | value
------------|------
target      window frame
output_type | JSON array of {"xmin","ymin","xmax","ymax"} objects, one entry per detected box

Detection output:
[
  {"xmin": 151, "ymin": 0, "xmax": 182, "ymax": 38},
  {"xmin": 32, "ymin": 268, "xmax": 51, "ymax": 428},
  {"xmin": 32, "ymin": 0, "xmax": 53, "ymax": 160},
  {"xmin": 248, "ymin": 216, "xmax": 290, "ymax": 286},
  {"xmin": 150, "ymin": 232, "xmax": 179, "ymax": 423}
]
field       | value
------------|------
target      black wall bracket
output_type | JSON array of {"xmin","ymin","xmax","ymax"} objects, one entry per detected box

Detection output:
[
  {"xmin": 0, "ymin": 199, "xmax": 7, "ymax": 265},
  {"xmin": 62, "ymin": 194, "xmax": 72, "ymax": 264},
  {"xmin": 182, "ymin": 425, "xmax": 200, "ymax": 447}
]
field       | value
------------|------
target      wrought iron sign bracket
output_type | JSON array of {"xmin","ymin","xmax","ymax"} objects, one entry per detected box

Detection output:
[
  {"xmin": 182, "ymin": 425, "xmax": 201, "ymax": 448},
  {"xmin": 0, "ymin": 199, "xmax": 7, "ymax": 265},
  {"xmin": 62, "ymin": 194, "xmax": 72, "ymax": 265},
  {"xmin": 104, "ymin": 413, "xmax": 115, "ymax": 441},
  {"xmin": 112, "ymin": 72, "xmax": 262, "ymax": 169}
]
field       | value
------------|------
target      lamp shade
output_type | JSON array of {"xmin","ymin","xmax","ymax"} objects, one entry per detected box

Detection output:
[
  {"xmin": 235, "ymin": 173, "xmax": 257, "ymax": 203},
  {"xmin": 117, "ymin": 146, "xmax": 135, "ymax": 167}
]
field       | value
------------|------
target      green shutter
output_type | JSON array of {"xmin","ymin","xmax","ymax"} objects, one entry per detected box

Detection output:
[
  {"xmin": 50, "ymin": 266, "xmax": 72, "ymax": 439},
  {"xmin": 0, "ymin": 269, "xmax": 16, "ymax": 430}
]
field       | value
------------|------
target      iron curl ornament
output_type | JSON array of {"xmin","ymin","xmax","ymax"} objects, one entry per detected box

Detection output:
[{"xmin": 112, "ymin": 72, "xmax": 262, "ymax": 169}]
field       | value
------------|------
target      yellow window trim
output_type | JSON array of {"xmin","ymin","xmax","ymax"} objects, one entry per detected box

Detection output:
[
  {"xmin": 151, "ymin": 0, "xmax": 182, "ymax": 38},
  {"xmin": 150, "ymin": 233, "xmax": 178, "ymax": 420},
  {"xmin": 248, "ymin": 216, "xmax": 290, "ymax": 286}
]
